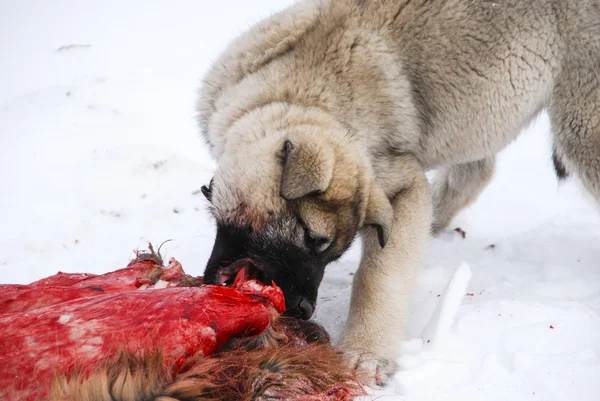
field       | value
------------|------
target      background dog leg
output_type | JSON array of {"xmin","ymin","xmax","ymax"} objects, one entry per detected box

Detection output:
[
  {"xmin": 340, "ymin": 167, "xmax": 431, "ymax": 387},
  {"xmin": 430, "ymin": 157, "xmax": 496, "ymax": 235},
  {"xmin": 549, "ymin": 53, "xmax": 600, "ymax": 204}
]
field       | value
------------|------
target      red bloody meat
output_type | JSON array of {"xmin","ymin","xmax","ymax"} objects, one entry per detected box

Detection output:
[
  {"xmin": 29, "ymin": 272, "xmax": 98, "ymax": 287},
  {"xmin": 0, "ymin": 256, "xmax": 203, "ymax": 314},
  {"xmin": 0, "ymin": 251, "xmax": 362, "ymax": 401},
  {"xmin": 0, "ymin": 260, "xmax": 283, "ymax": 401},
  {"xmin": 0, "ymin": 259, "xmax": 161, "ymax": 314}
]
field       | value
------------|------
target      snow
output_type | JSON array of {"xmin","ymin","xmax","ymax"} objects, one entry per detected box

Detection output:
[
  {"xmin": 1, "ymin": 1, "xmax": 599, "ymax": 400},
  {"xmin": 422, "ymin": 261, "xmax": 473, "ymax": 350}
]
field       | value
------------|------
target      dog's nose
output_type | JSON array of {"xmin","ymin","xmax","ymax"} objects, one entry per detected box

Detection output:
[{"xmin": 297, "ymin": 298, "xmax": 314, "ymax": 320}]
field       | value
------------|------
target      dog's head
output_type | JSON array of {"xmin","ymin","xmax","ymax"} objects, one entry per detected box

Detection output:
[{"xmin": 201, "ymin": 108, "xmax": 392, "ymax": 319}]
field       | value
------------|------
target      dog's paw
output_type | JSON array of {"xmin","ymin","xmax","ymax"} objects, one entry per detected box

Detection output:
[{"xmin": 345, "ymin": 352, "xmax": 397, "ymax": 388}]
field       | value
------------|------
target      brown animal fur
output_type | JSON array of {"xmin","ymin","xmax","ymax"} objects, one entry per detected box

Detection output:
[{"xmin": 48, "ymin": 315, "xmax": 363, "ymax": 401}]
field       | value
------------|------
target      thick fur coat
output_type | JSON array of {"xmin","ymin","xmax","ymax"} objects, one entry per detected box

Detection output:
[{"xmin": 197, "ymin": 0, "xmax": 600, "ymax": 386}]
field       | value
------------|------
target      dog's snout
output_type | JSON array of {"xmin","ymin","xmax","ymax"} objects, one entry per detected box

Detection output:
[
  {"xmin": 298, "ymin": 298, "xmax": 314, "ymax": 320},
  {"xmin": 283, "ymin": 297, "xmax": 315, "ymax": 319}
]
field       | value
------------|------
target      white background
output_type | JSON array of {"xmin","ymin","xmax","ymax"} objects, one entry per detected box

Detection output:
[{"xmin": 1, "ymin": 1, "xmax": 599, "ymax": 400}]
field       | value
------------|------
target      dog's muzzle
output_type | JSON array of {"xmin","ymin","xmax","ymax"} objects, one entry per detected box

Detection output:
[{"xmin": 284, "ymin": 297, "xmax": 315, "ymax": 320}]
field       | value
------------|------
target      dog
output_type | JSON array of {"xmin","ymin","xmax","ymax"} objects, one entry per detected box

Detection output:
[{"xmin": 196, "ymin": 0, "xmax": 600, "ymax": 386}]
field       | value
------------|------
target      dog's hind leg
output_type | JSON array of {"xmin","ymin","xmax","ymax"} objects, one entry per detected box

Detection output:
[
  {"xmin": 430, "ymin": 157, "xmax": 496, "ymax": 235},
  {"xmin": 549, "ymin": 54, "xmax": 600, "ymax": 203}
]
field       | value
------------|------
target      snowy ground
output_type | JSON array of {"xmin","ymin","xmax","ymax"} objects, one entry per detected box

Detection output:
[{"xmin": 2, "ymin": 1, "xmax": 600, "ymax": 400}]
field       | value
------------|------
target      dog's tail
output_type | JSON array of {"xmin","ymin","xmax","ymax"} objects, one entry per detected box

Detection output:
[{"xmin": 552, "ymin": 147, "xmax": 569, "ymax": 181}]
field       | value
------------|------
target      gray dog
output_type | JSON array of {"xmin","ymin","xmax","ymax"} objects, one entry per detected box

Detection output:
[{"xmin": 197, "ymin": 0, "xmax": 600, "ymax": 386}]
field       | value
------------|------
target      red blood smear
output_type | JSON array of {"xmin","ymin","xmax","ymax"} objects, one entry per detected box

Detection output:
[
  {"xmin": 0, "ymin": 257, "xmax": 285, "ymax": 401},
  {"xmin": 0, "ymin": 281, "xmax": 284, "ymax": 401},
  {"xmin": 0, "ymin": 260, "xmax": 161, "ymax": 314}
]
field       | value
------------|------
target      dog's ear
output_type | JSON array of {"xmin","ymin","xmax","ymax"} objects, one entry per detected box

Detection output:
[
  {"xmin": 280, "ymin": 139, "xmax": 335, "ymax": 200},
  {"xmin": 364, "ymin": 183, "xmax": 393, "ymax": 248}
]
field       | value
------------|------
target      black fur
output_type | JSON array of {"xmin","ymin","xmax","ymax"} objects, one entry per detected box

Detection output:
[
  {"xmin": 203, "ymin": 219, "xmax": 345, "ymax": 320},
  {"xmin": 201, "ymin": 178, "xmax": 214, "ymax": 201},
  {"xmin": 552, "ymin": 149, "xmax": 569, "ymax": 181}
]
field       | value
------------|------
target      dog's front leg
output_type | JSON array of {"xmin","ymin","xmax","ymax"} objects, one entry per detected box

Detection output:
[{"xmin": 340, "ymin": 166, "xmax": 431, "ymax": 387}]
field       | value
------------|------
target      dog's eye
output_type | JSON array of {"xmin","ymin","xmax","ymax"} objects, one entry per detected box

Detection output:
[
  {"xmin": 296, "ymin": 215, "xmax": 332, "ymax": 253},
  {"xmin": 304, "ymin": 230, "xmax": 333, "ymax": 253},
  {"xmin": 201, "ymin": 179, "xmax": 213, "ymax": 202}
]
